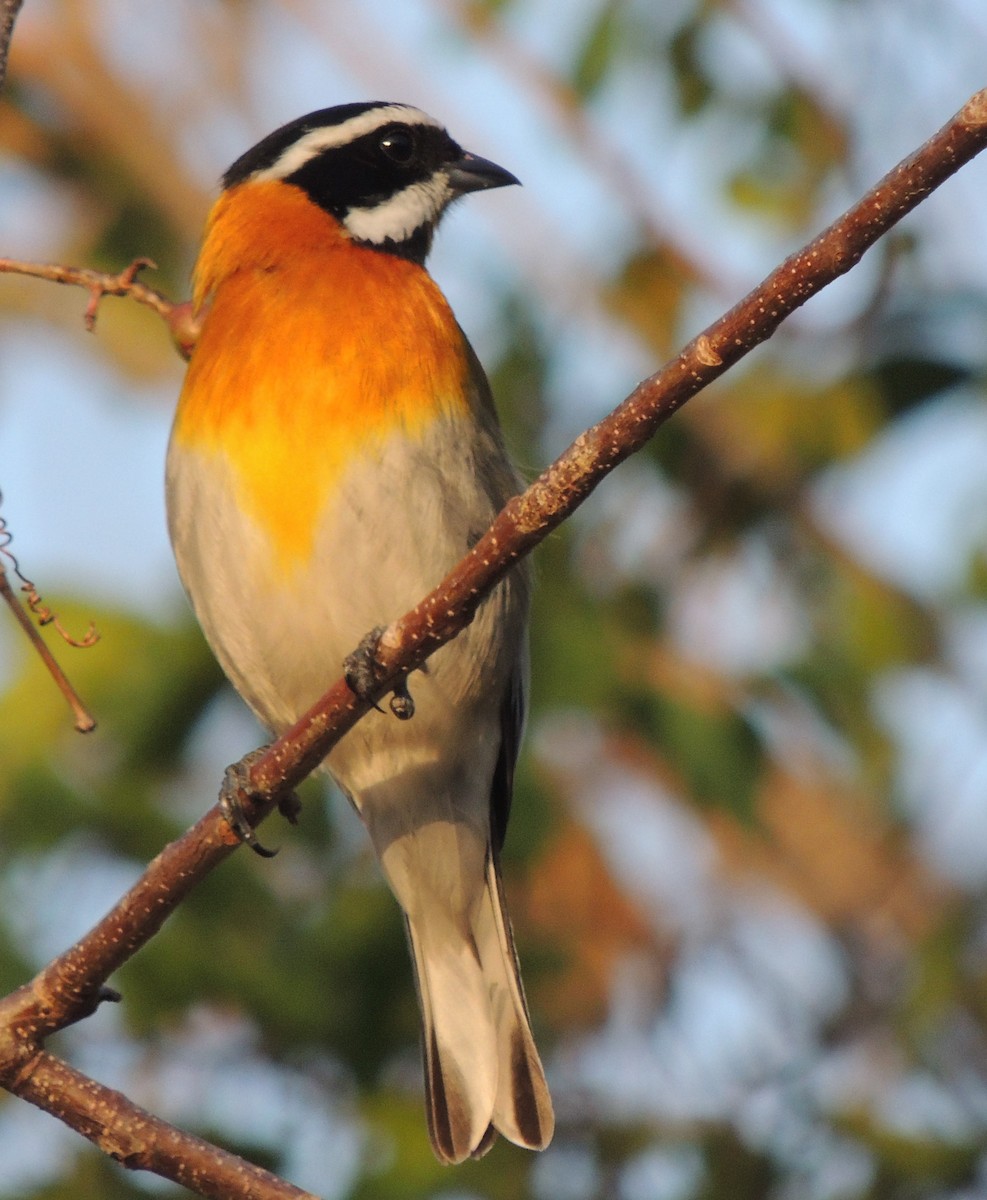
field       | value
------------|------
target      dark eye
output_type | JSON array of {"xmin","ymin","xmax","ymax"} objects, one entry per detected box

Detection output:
[{"xmin": 378, "ymin": 126, "xmax": 417, "ymax": 165}]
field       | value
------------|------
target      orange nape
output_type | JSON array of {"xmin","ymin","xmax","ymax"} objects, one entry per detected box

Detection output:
[{"xmin": 171, "ymin": 180, "xmax": 471, "ymax": 570}]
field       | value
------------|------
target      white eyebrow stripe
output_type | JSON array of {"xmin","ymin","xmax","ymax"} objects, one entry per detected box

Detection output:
[{"xmin": 252, "ymin": 105, "xmax": 442, "ymax": 181}]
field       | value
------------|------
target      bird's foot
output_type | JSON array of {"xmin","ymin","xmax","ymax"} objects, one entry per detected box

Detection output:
[
  {"xmin": 277, "ymin": 789, "xmax": 303, "ymax": 825},
  {"xmin": 389, "ymin": 674, "xmax": 415, "ymax": 720},
  {"xmin": 343, "ymin": 626, "xmax": 387, "ymax": 710},
  {"xmin": 344, "ymin": 626, "xmax": 416, "ymax": 720},
  {"xmin": 219, "ymin": 748, "xmax": 299, "ymax": 858}
]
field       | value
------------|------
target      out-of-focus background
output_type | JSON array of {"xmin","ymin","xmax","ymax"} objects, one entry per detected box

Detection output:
[{"xmin": 3, "ymin": 2, "xmax": 987, "ymax": 1197}]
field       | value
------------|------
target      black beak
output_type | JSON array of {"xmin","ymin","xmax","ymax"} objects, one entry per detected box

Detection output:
[{"xmin": 446, "ymin": 151, "xmax": 521, "ymax": 196}]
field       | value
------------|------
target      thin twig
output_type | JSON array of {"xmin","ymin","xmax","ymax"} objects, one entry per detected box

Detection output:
[
  {"xmin": 1, "ymin": 87, "xmax": 986, "ymax": 1199},
  {"xmin": 0, "ymin": 256, "xmax": 200, "ymax": 357},
  {"xmin": 0, "ymin": 0, "xmax": 22, "ymax": 95},
  {"xmin": 0, "ymin": 257, "xmax": 192, "ymax": 728},
  {"xmin": 0, "ymin": 494, "xmax": 97, "ymax": 731},
  {"xmin": 0, "ymin": 564, "xmax": 96, "ymax": 732}
]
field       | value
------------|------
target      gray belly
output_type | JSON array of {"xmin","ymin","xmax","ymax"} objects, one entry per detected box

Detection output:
[{"xmin": 166, "ymin": 415, "xmax": 528, "ymax": 802}]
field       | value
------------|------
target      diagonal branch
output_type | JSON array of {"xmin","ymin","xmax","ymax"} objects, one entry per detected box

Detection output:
[
  {"xmin": 11, "ymin": 1052, "xmax": 320, "ymax": 1200},
  {"xmin": 1, "ymin": 86, "xmax": 986, "ymax": 1199},
  {"xmin": 243, "ymin": 87, "xmax": 987, "ymax": 798}
]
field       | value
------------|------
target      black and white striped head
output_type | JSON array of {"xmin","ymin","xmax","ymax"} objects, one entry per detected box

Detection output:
[{"xmin": 223, "ymin": 101, "xmax": 519, "ymax": 264}]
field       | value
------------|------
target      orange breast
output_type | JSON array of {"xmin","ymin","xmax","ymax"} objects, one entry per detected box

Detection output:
[{"xmin": 171, "ymin": 180, "xmax": 470, "ymax": 570}]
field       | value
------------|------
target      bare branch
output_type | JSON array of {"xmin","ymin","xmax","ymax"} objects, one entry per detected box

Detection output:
[
  {"xmin": 243, "ymin": 88, "xmax": 987, "ymax": 803},
  {"xmin": 0, "ymin": 565, "xmax": 97, "ymax": 732},
  {"xmin": 0, "ymin": 256, "xmax": 200, "ymax": 358},
  {"xmin": 0, "ymin": 806, "xmax": 241, "ymax": 1043},
  {"xmin": 0, "ymin": 0, "xmax": 22, "ymax": 94},
  {"xmin": 0, "ymin": 811, "xmax": 284, "ymax": 1193},
  {"xmin": 1, "ymin": 87, "xmax": 987, "ymax": 1198},
  {"xmin": 8, "ymin": 1051, "xmax": 320, "ymax": 1200},
  {"xmin": 0, "ymin": 500, "xmax": 97, "ymax": 732}
]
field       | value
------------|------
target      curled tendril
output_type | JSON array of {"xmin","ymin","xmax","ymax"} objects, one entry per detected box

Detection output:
[{"xmin": 0, "ymin": 491, "xmax": 100, "ymax": 648}]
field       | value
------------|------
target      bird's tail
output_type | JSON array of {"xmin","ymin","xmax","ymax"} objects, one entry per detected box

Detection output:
[{"xmin": 406, "ymin": 853, "xmax": 554, "ymax": 1164}]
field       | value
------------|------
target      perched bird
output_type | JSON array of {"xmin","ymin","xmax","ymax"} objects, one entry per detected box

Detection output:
[{"xmin": 166, "ymin": 102, "xmax": 553, "ymax": 1163}]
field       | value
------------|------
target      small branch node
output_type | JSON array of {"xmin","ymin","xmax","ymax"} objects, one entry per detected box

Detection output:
[
  {"xmin": 693, "ymin": 334, "xmax": 723, "ymax": 367},
  {"xmin": 84, "ymin": 257, "xmax": 157, "ymax": 332}
]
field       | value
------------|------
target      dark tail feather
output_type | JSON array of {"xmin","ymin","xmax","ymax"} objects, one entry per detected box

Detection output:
[{"xmin": 406, "ymin": 855, "xmax": 553, "ymax": 1163}]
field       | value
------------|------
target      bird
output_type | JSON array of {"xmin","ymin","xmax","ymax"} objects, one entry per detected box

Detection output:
[{"xmin": 165, "ymin": 101, "xmax": 553, "ymax": 1164}]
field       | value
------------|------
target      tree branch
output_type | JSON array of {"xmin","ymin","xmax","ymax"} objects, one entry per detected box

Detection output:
[
  {"xmin": 0, "ymin": 0, "xmax": 22, "ymax": 94},
  {"xmin": 0, "ymin": 256, "xmax": 200, "ymax": 357},
  {"xmin": 1, "ymin": 86, "xmax": 987, "ymax": 1198},
  {"xmin": 9, "ymin": 1052, "xmax": 319, "ymax": 1200},
  {"xmin": 242, "ymin": 87, "xmax": 987, "ymax": 800}
]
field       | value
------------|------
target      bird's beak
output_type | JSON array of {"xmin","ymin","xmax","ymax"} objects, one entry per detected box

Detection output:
[{"xmin": 446, "ymin": 151, "xmax": 521, "ymax": 196}]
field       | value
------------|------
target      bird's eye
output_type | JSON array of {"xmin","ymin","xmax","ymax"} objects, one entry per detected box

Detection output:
[{"xmin": 378, "ymin": 126, "xmax": 416, "ymax": 165}]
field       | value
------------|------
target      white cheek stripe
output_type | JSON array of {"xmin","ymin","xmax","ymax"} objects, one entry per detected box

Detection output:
[
  {"xmin": 253, "ymin": 105, "xmax": 441, "ymax": 182},
  {"xmin": 343, "ymin": 174, "xmax": 452, "ymax": 245}
]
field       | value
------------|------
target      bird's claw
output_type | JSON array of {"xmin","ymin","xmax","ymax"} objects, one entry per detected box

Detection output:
[
  {"xmin": 344, "ymin": 625, "xmax": 387, "ymax": 711},
  {"xmin": 345, "ymin": 626, "xmax": 416, "ymax": 720},
  {"xmin": 219, "ymin": 752, "xmax": 288, "ymax": 858},
  {"xmin": 389, "ymin": 675, "xmax": 415, "ymax": 720},
  {"xmin": 278, "ymin": 789, "xmax": 303, "ymax": 825}
]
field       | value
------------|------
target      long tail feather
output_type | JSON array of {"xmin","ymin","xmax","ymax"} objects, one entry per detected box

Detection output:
[
  {"xmin": 478, "ymin": 852, "xmax": 554, "ymax": 1151},
  {"xmin": 406, "ymin": 852, "xmax": 554, "ymax": 1164}
]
